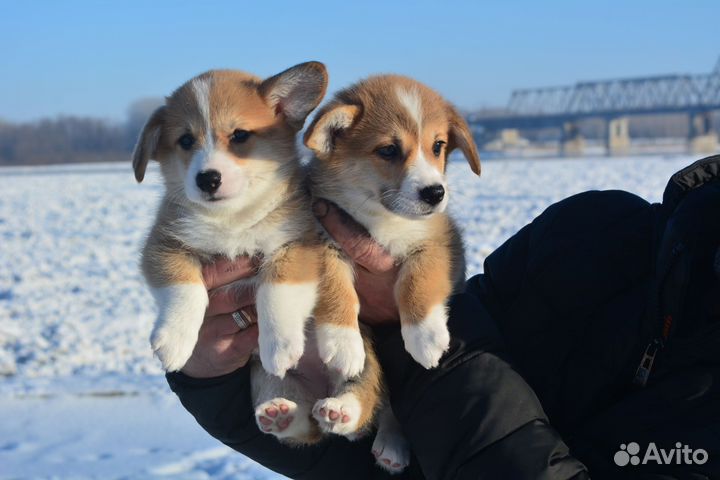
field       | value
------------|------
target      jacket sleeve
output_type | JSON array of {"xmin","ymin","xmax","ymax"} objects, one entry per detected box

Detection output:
[
  {"xmin": 166, "ymin": 366, "xmax": 423, "ymax": 479},
  {"xmin": 373, "ymin": 291, "xmax": 590, "ymax": 480}
]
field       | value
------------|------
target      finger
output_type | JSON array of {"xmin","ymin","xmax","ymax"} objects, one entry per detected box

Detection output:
[
  {"xmin": 207, "ymin": 283, "xmax": 254, "ymax": 316},
  {"xmin": 206, "ymin": 309, "xmax": 258, "ymax": 337},
  {"xmin": 202, "ymin": 256, "xmax": 259, "ymax": 290},
  {"xmin": 313, "ymin": 199, "xmax": 396, "ymax": 273},
  {"xmin": 229, "ymin": 324, "xmax": 259, "ymax": 357}
]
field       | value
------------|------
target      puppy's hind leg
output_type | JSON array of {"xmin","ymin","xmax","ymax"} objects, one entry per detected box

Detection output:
[
  {"xmin": 251, "ymin": 360, "xmax": 320, "ymax": 444},
  {"xmin": 372, "ymin": 405, "xmax": 410, "ymax": 474},
  {"xmin": 312, "ymin": 328, "xmax": 381, "ymax": 439}
]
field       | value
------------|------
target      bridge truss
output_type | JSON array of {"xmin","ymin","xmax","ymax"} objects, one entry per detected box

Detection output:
[{"xmin": 470, "ymin": 57, "xmax": 720, "ymax": 129}]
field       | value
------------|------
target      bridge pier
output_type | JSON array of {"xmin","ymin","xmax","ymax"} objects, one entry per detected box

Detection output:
[
  {"xmin": 561, "ymin": 122, "xmax": 585, "ymax": 156},
  {"xmin": 499, "ymin": 129, "xmax": 523, "ymax": 147},
  {"xmin": 606, "ymin": 117, "xmax": 630, "ymax": 156},
  {"xmin": 689, "ymin": 111, "xmax": 718, "ymax": 154},
  {"xmin": 480, "ymin": 129, "xmax": 527, "ymax": 151}
]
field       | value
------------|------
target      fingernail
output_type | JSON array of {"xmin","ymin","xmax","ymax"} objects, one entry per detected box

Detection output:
[
  {"xmin": 312, "ymin": 200, "xmax": 329, "ymax": 218},
  {"xmin": 244, "ymin": 305, "xmax": 258, "ymax": 324}
]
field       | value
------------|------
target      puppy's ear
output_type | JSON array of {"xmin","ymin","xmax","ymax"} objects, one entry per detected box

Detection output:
[
  {"xmin": 447, "ymin": 105, "xmax": 480, "ymax": 176},
  {"xmin": 304, "ymin": 103, "xmax": 360, "ymax": 160},
  {"xmin": 132, "ymin": 106, "xmax": 165, "ymax": 183},
  {"xmin": 259, "ymin": 61, "xmax": 328, "ymax": 130}
]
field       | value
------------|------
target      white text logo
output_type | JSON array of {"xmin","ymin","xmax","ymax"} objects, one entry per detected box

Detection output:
[{"xmin": 614, "ymin": 442, "xmax": 708, "ymax": 466}]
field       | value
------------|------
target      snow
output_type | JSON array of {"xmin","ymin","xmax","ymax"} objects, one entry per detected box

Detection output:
[
  {"xmin": 0, "ymin": 154, "xmax": 699, "ymax": 478},
  {"xmin": 0, "ymin": 395, "xmax": 276, "ymax": 480}
]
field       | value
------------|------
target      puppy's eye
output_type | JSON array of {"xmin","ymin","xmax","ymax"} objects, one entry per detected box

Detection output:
[
  {"xmin": 376, "ymin": 144, "xmax": 401, "ymax": 160},
  {"xmin": 432, "ymin": 140, "xmax": 446, "ymax": 157},
  {"xmin": 230, "ymin": 129, "xmax": 251, "ymax": 144},
  {"xmin": 178, "ymin": 133, "xmax": 195, "ymax": 151}
]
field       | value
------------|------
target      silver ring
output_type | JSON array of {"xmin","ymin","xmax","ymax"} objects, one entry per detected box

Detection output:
[{"xmin": 232, "ymin": 309, "xmax": 253, "ymax": 330}]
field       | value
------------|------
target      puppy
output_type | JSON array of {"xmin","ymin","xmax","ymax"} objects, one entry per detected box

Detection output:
[
  {"xmin": 305, "ymin": 75, "xmax": 481, "ymax": 369},
  {"xmin": 133, "ymin": 63, "xmax": 406, "ymax": 472}
]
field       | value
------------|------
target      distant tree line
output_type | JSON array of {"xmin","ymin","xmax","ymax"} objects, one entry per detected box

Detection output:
[
  {"xmin": 3, "ymin": 101, "xmax": 719, "ymax": 166},
  {"xmin": 0, "ymin": 98, "xmax": 162, "ymax": 166}
]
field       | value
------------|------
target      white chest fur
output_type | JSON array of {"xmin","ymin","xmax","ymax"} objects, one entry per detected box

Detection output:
[
  {"xmin": 172, "ymin": 207, "xmax": 301, "ymax": 259},
  {"xmin": 339, "ymin": 197, "xmax": 432, "ymax": 259}
]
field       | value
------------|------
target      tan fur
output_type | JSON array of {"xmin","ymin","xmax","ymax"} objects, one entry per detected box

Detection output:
[
  {"xmin": 396, "ymin": 239, "xmax": 452, "ymax": 325},
  {"xmin": 262, "ymin": 242, "xmax": 322, "ymax": 285},
  {"xmin": 132, "ymin": 107, "xmax": 164, "ymax": 182},
  {"xmin": 313, "ymin": 246, "xmax": 360, "ymax": 328},
  {"xmin": 304, "ymin": 105, "xmax": 360, "ymax": 159},
  {"xmin": 342, "ymin": 327, "xmax": 384, "ymax": 432},
  {"xmin": 141, "ymin": 224, "xmax": 203, "ymax": 288},
  {"xmin": 279, "ymin": 418, "xmax": 323, "ymax": 446}
]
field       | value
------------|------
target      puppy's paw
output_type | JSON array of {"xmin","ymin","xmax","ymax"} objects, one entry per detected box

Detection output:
[
  {"xmin": 149, "ymin": 284, "xmax": 208, "ymax": 372},
  {"xmin": 255, "ymin": 398, "xmax": 304, "ymax": 439},
  {"xmin": 372, "ymin": 429, "xmax": 410, "ymax": 473},
  {"xmin": 312, "ymin": 395, "xmax": 361, "ymax": 437},
  {"xmin": 401, "ymin": 304, "xmax": 450, "ymax": 369},
  {"xmin": 150, "ymin": 322, "xmax": 198, "ymax": 372},
  {"xmin": 258, "ymin": 332, "xmax": 305, "ymax": 378},
  {"xmin": 256, "ymin": 282, "xmax": 316, "ymax": 378},
  {"xmin": 316, "ymin": 325, "xmax": 366, "ymax": 379}
]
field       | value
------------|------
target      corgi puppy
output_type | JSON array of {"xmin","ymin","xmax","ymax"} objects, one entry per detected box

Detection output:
[
  {"xmin": 304, "ymin": 75, "xmax": 481, "ymax": 369},
  {"xmin": 133, "ymin": 63, "xmax": 406, "ymax": 472}
]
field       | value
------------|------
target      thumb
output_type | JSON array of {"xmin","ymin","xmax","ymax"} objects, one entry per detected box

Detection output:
[{"xmin": 313, "ymin": 200, "xmax": 396, "ymax": 274}]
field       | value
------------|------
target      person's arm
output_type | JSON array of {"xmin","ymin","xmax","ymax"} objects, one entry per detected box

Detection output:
[
  {"xmin": 166, "ymin": 257, "xmax": 419, "ymax": 479},
  {"xmin": 372, "ymin": 293, "xmax": 588, "ymax": 480},
  {"xmin": 167, "ymin": 369, "xmax": 413, "ymax": 479}
]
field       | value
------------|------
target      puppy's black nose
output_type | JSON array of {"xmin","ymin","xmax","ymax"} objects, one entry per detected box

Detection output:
[
  {"xmin": 419, "ymin": 184, "xmax": 445, "ymax": 206},
  {"xmin": 196, "ymin": 170, "xmax": 222, "ymax": 194}
]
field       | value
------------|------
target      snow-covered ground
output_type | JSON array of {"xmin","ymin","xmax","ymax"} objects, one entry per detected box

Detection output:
[{"xmin": 0, "ymin": 154, "xmax": 701, "ymax": 479}]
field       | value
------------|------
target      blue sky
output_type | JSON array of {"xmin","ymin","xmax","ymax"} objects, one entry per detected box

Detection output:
[{"xmin": 3, "ymin": 0, "xmax": 719, "ymax": 123}]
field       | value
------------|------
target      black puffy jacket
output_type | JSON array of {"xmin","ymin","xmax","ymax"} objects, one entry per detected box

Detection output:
[{"xmin": 168, "ymin": 155, "xmax": 720, "ymax": 480}]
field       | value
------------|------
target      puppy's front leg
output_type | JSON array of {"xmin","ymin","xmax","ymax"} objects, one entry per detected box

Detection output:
[
  {"xmin": 143, "ymin": 242, "xmax": 207, "ymax": 372},
  {"xmin": 395, "ymin": 244, "xmax": 452, "ymax": 369},
  {"xmin": 257, "ymin": 244, "xmax": 320, "ymax": 378},
  {"xmin": 313, "ymin": 249, "xmax": 364, "ymax": 379}
]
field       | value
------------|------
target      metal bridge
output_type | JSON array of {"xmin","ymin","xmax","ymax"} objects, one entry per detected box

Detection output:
[{"xmin": 468, "ymin": 57, "xmax": 720, "ymax": 154}]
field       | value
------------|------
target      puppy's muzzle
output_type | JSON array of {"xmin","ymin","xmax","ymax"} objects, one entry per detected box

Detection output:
[
  {"xmin": 419, "ymin": 184, "xmax": 445, "ymax": 206},
  {"xmin": 196, "ymin": 169, "xmax": 222, "ymax": 195}
]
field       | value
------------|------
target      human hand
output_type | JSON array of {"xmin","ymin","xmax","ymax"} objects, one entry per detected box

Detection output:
[
  {"xmin": 180, "ymin": 256, "xmax": 260, "ymax": 378},
  {"xmin": 312, "ymin": 200, "xmax": 400, "ymax": 326}
]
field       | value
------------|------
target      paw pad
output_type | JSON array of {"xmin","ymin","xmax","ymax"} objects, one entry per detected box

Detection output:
[
  {"xmin": 255, "ymin": 398, "xmax": 298, "ymax": 435},
  {"xmin": 312, "ymin": 397, "xmax": 359, "ymax": 435}
]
